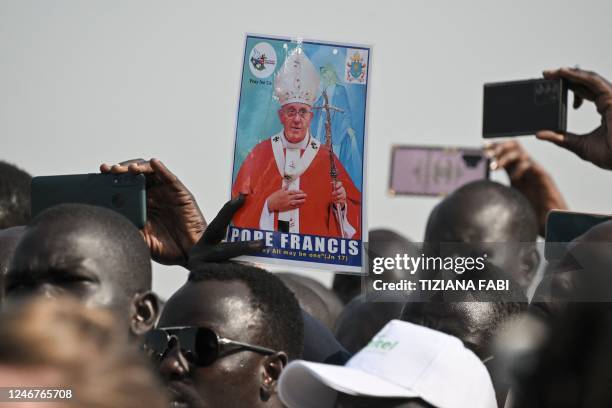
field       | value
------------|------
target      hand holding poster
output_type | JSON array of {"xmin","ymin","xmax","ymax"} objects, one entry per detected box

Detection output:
[{"xmin": 229, "ymin": 35, "xmax": 370, "ymax": 272}]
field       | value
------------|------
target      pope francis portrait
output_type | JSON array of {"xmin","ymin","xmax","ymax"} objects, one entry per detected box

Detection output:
[{"xmin": 232, "ymin": 49, "xmax": 361, "ymax": 239}]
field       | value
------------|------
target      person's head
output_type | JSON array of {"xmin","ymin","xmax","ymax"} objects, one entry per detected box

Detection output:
[
  {"xmin": 278, "ymin": 102, "xmax": 314, "ymax": 143},
  {"xmin": 335, "ymin": 293, "xmax": 404, "ymax": 354},
  {"xmin": 401, "ymin": 273, "xmax": 527, "ymax": 407},
  {"xmin": 286, "ymin": 273, "xmax": 344, "ymax": 327},
  {"xmin": 333, "ymin": 229, "xmax": 416, "ymax": 304},
  {"xmin": 278, "ymin": 272, "xmax": 333, "ymax": 330},
  {"xmin": 5, "ymin": 203, "xmax": 158, "ymax": 337},
  {"xmin": 274, "ymin": 50, "xmax": 319, "ymax": 144},
  {"xmin": 278, "ymin": 320, "xmax": 496, "ymax": 408},
  {"xmin": 0, "ymin": 161, "xmax": 31, "ymax": 229},
  {"xmin": 400, "ymin": 298, "xmax": 525, "ymax": 361},
  {"xmin": 401, "ymin": 260, "xmax": 527, "ymax": 360},
  {"xmin": 424, "ymin": 180, "xmax": 540, "ymax": 290},
  {"xmin": 531, "ymin": 220, "xmax": 612, "ymax": 320},
  {"xmin": 155, "ymin": 262, "xmax": 303, "ymax": 408},
  {"xmin": 0, "ymin": 296, "xmax": 167, "ymax": 408}
]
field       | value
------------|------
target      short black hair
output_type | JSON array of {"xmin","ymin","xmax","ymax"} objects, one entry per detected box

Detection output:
[
  {"xmin": 27, "ymin": 203, "xmax": 152, "ymax": 293},
  {"xmin": 0, "ymin": 161, "xmax": 32, "ymax": 229},
  {"xmin": 188, "ymin": 262, "xmax": 304, "ymax": 360},
  {"xmin": 427, "ymin": 180, "xmax": 538, "ymax": 242}
]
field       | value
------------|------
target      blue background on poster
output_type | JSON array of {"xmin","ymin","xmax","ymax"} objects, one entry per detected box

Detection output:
[{"xmin": 233, "ymin": 36, "xmax": 367, "ymax": 190}]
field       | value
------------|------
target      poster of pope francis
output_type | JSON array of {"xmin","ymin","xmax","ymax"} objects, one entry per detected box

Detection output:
[{"xmin": 228, "ymin": 34, "xmax": 370, "ymax": 272}]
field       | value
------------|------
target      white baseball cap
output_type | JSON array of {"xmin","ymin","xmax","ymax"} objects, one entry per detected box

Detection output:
[{"xmin": 278, "ymin": 320, "xmax": 496, "ymax": 408}]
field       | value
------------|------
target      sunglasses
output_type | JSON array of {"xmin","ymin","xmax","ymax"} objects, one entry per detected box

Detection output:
[{"xmin": 143, "ymin": 326, "xmax": 277, "ymax": 367}]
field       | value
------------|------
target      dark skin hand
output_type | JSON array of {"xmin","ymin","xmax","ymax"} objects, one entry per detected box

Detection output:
[
  {"xmin": 536, "ymin": 67, "xmax": 612, "ymax": 170},
  {"xmin": 487, "ymin": 141, "xmax": 568, "ymax": 236},
  {"xmin": 100, "ymin": 158, "xmax": 207, "ymax": 266},
  {"xmin": 186, "ymin": 194, "xmax": 264, "ymax": 268}
]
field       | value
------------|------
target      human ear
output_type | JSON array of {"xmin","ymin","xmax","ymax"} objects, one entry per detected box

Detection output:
[
  {"xmin": 129, "ymin": 291, "xmax": 160, "ymax": 336},
  {"xmin": 260, "ymin": 352, "xmax": 288, "ymax": 401},
  {"xmin": 519, "ymin": 246, "xmax": 541, "ymax": 289}
]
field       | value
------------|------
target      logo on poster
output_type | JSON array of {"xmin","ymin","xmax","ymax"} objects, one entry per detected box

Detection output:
[
  {"xmin": 345, "ymin": 49, "xmax": 367, "ymax": 84},
  {"xmin": 249, "ymin": 42, "xmax": 277, "ymax": 79}
]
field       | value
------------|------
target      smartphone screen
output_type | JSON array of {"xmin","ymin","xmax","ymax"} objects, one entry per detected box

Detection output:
[
  {"xmin": 389, "ymin": 146, "xmax": 490, "ymax": 196},
  {"xmin": 483, "ymin": 78, "xmax": 567, "ymax": 138},
  {"xmin": 545, "ymin": 210, "xmax": 612, "ymax": 261}
]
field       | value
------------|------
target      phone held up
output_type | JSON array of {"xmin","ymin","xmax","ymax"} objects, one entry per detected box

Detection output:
[
  {"xmin": 31, "ymin": 173, "xmax": 147, "ymax": 229},
  {"xmin": 389, "ymin": 145, "xmax": 490, "ymax": 197},
  {"xmin": 483, "ymin": 78, "xmax": 568, "ymax": 138}
]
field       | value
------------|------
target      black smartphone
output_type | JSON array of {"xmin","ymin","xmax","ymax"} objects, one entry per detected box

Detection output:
[
  {"xmin": 482, "ymin": 78, "xmax": 568, "ymax": 138},
  {"xmin": 31, "ymin": 173, "xmax": 146, "ymax": 228},
  {"xmin": 545, "ymin": 210, "xmax": 612, "ymax": 261},
  {"xmin": 389, "ymin": 145, "xmax": 490, "ymax": 196}
]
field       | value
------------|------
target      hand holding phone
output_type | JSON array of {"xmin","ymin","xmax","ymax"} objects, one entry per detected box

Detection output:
[
  {"xmin": 536, "ymin": 67, "xmax": 612, "ymax": 170},
  {"xmin": 486, "ymin": 141, "xmax": 568, "ymax": 236},
  {"xmin": 100, "ymin": 159, "xmax": 207, "ymax": 266},
  {"xmin": 483, "ymin": 78, "xmax": 568, "ymax": 139}
]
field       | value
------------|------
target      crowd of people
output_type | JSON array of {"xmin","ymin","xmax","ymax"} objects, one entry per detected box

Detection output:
[{"xmin": 0, "ymin": 66, "xmax": 611, "ymax": 408}]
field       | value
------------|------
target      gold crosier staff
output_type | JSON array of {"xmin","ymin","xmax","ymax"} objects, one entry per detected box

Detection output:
[{"xmin": 314, "ymin": 90, "xmax": 346, "ymax": 237}]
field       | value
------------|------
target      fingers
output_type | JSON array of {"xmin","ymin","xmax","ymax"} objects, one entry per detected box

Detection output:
[
  {"xmin": 536, "ymin": 130, "xmax": 587, "ymax": 159},
  {"xmin": 289, "ymin": 198, "xmax": 306, "ymax": 207},
  {"xmin": 558, "ymin": 68, "xmax": 611, "ymax": 95},
  {"xmin": 573, "ymin": 94, "xmax": 584, "ymax": 109},
  {"xmin": 188, "ymin": 240, "xmax": 265, "ymax": 266},
  {"xmin": 150, "ymin": 158, "xmax": 178, "ymax": 184},
  {"xmin": 332, "ymin": 185, "xmax": 346, "ymax": 204},
  {"xmin": 200, "ymin": 195, "xmax": 245, "ymax": 244},
  {"xmin": 544, "ymin": 67, "xmax": 612, "ymax": 107},
  {"xmin": 100, "ymin": 160, "xmax": 154, "ymax": 175},
  {"xmin": 535, "ymin": 130, "xmax": 568, "ymax": 146},
  {"xmin": 486, "ymin": 141, "xmax": 526, "ymax": 170},
  {"xmin": 287, "ymin": 192, "xmax": 307, "ymax": 201},
  {"xmin": 495, "ymin": 149, "xmax": 522, "ymax": 169},
  {"xmin": 119, "ymin": 158, "xmax": 147, "ymax": 166}
]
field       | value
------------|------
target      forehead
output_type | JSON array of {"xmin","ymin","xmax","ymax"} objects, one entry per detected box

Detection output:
[
  {"xmin": 159, "ymin": 280, "xmax": 263, "ymax": 341},
  {"xmin": 10, "ymin": 225, "xmax": 111, "ymax": 276},
  {"xmin": 430, "ymin": 200, "xmax": 514, "ymax": 243},
  {"xmin": 281, "ymin": 102, "xmax": 310, "ymax": 110}
]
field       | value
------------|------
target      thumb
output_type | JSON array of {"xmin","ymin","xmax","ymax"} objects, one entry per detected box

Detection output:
[{"xmin": 535, "ymin": 130, "xmax": 584, "ymax": 155}]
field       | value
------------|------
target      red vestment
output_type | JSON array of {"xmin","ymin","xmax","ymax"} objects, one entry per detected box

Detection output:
[{"xmin": 232, "ymin": 136, "xmax": 362, "ymax": 239}]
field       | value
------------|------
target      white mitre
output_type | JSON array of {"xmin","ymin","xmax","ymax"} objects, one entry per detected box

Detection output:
[{"xmin": 274, "ymin": 49, "xmax": 320, "ymax": 107}]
